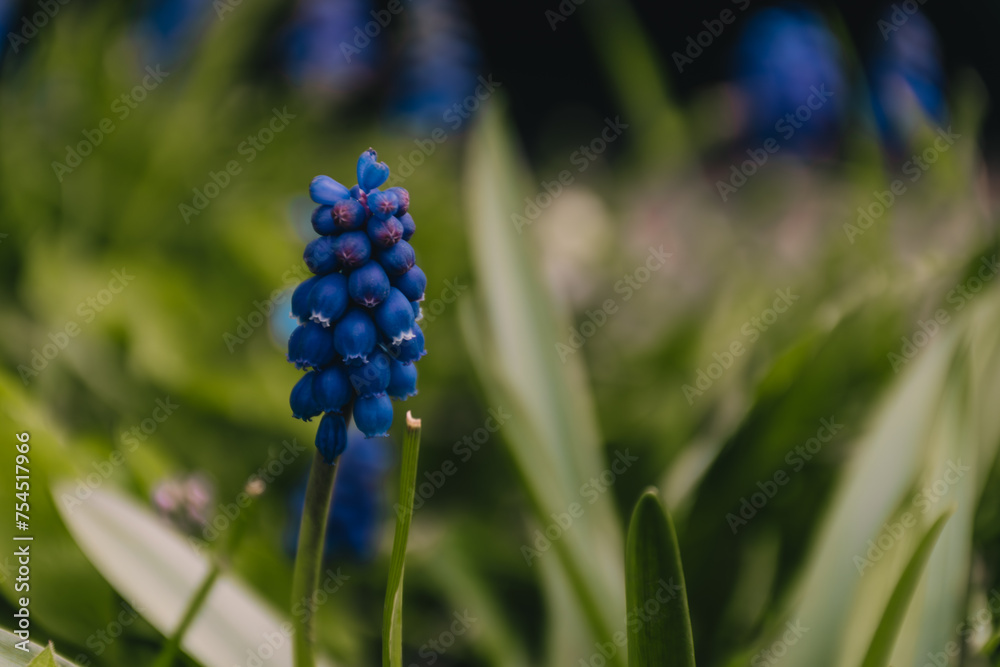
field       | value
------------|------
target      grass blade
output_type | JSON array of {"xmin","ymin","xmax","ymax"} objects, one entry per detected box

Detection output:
[
  {"xmin": 860, "ymin": 509, "xmax": 954, "ymax": 667},
  {"xmin": 0, "ymin": 637, "xmax": 84, "ymax": 667},
  {"xmin": 581, "ymin": 0, "xmax": 686, "ymax": 168},
  {"xmin": 773, "ymin": 322, "xmax": 959, "ymax": 664},
  {"xmin": 0, "ymin": 634, "xmax": 81, "ymax": 667},
  {"xmin": 461, "ymin": 103, "xmax": 625, "ymax": 662},
  {"xmin": 382, "ymin": 413, "xmax": 422, "ymax": 667},
  {"xmin": 53, "ymin": 482, "xmax": 328, "ymax": 667},
  {"xmin": 26, "ymin": 643, "xmax": 58, "ymax": 667},
  {"xmin": 626, "ymin": 489, "xmax": 695, "ymax": 667}
]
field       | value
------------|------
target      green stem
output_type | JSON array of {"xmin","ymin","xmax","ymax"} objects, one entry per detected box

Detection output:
[
  {"xmin": 292, "ymin": 450, "xmax": 339, "ymax": 667},
  {"xmin": 152, "ymin": 479, "xmax": 264, "ymax": 667},
  {"xmin": 516, "ymin": 473, "xmax": 626, "ymax": 667},
  {"xmin": 151, "ymin": 562, "xmax": 222, "ymax": 667},
  {"xmin": 383, "ymin": 412, "xmax": 422, "ymax": 667}
]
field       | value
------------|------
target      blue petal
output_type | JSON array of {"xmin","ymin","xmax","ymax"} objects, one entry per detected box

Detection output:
[
  {"xmin": 366, "ymin": 189, "xmax": 399, "ymax": 221},
  {"xmin": 366, "ymin": 215, "xmax": 403, "ymax": 248},
  {"xmin": 332, "ymin": 231, "xmax": 372, "ymax": 269},
  {"xmin": 290, "ymin": 371, "xmax": 322, "ymax": 420},
  {"xmin": 311, "ymin": 205, "xmax": 337, "ymax": 235},
  {"xmin": 348, "ymin": 261, "xmax": 391, "ymax": 307},
  {"xmin": 393, "ymin": 265, "xmax": 426, "ymax": 301},
  {"xmin": 314, "ymin": 365, "xmax": 352, "ymax": 412},
  {"xmin": 307, "ymin": 273, "xmax": 349, "ymax": 327},
  {"xmin": 372, "ymin": 288, "xmax": 416, "ymax": 345},
  {"xmin": 386, "ymin": 187, "xmax": 409, "ymax": 215},
  {"xmin": 304, "ymin": 236, "xmax": 339, "ymax": 275},
  {"xmin": 353, "ymin": 393, "xmax": 394, "ymax": 437},
  {"xmin": 360, "ymin": 161, "xmax": 390, "ymax": 192},
  {"xmin": 333, "ymin": 309, "xmax": 377, "ymax": 364},
  {"xmin": 316, "ymin": 412, "xmax": 348, "ymax": 462},
  {"xmin": 375, "ymin": 239, "xmax": 415, "ymax": 276},
  {"xmin": 288, "ymin": 321, "xmax": 337, "ymax": 370},
  {"xmin": 310, "ymin": 175, "xmax": 351, "ymax": 205},
  {"xmin": 356, "ymin": 149, "xmax": 377, "ymax": 187},
  {"xmin": 387, "ymin": 359, "xmax": 418, "ymax": 400},
  {"xmin": 398, "ymin": 212, "xmax": 416, "ymax": 241},
  {"xmin": 291, "ymin": 276, "xmax": 321, "ymax": 322},
  {"xmin": 332, "ymin": 198, "xmax": 368, "ymax": 231},
  {"xmin": 389, "ymin": 325, "xmax": 426, "ymax": 363},
  {"xmin": 348, "ymin": 351, "xmax": 391, "ymax": 396}
]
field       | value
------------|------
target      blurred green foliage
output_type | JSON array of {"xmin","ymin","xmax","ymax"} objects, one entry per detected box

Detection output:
[{"xmin": 0, "ymin": 2, "xmax": 999, "ymax": 667}]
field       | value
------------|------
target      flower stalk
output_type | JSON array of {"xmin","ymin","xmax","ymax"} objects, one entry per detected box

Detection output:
[
  {"xmin": 286, "ymin": 148, "xmax": 425, "ymax": 665},
  {"xmin": 291, "ymin": 451, "xmax": 340, "ymax": 667},
  {"xmin": 152, "ymin": 479, "xmax": 265, "ymax": 667},
  {"xmin": 382, "ymin": 412, "xmax": 422, "ymax": 667}
]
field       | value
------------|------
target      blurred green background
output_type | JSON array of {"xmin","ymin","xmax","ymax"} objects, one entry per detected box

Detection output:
[{"xmin": 2, "ymin": 1, "xmax": 1000, "ymax": 666}]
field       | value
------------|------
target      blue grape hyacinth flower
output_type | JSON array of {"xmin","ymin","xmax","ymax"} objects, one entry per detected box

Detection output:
[
  {"xmin": 733, "ymin": 5, "xmax": 845, "ymax": 156},
  {"xmin": 287, "ymin": 149, "xmax": 425, "ymax": 457},
  {"xmin": 868, "ymin": 9, "xmax": 947, "ymax": 155},
  {"xmin": 388, "ymin": 0, "xmax": 481, "ymax": 133},
  {"xmin": 283, "ymin": 0, "xmax": 377, "ymax": 97},
  {"xmin": 134, "ymin": 0, "xmax": 210, "ymax": 65}
]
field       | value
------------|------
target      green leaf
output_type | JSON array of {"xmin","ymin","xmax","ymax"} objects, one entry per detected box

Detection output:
[
  {"xmin": 860, "ymin": 509, "xmax": 953, "ymax": 667},
  {"xmin": 625, "ymin": 489, "xmax": 695, "ymax": 667},
  {"xmin": 423, "ymin": 529, "xmax": 532, "ymax": 667},
  {"xmin": 769, "ymin": 321, "xmax": 961, "ymax": 664},
  {"xmin": 767, "ymin": 281, "xmax": 1000, "ymax": 665},
  {"xmin": 52, "ymin": 483, "xmax": 337, "ymax": 667},
  {"xmin": 26, "ymin": 643, "xmax": 58, "ymax": 667},
  {"xmin": 0, "ymin": 374, "xmax": 119, "ymax": 647},
  {"xmin": 580, "ymin": 0, "xmax": 686, "ymax": 168},
  {"xmin": 900, "ymin": 293, "xmax": 1000, "ymax": 661},
  {"xmin": 461, "ymin": 101, "xmax": 625, "ymax": 663},
  {"xmin": 0, "ymin": 630, "xmax": 81, "ymax": 666},
  {"xmin": 383, "ymin": 413, "xmax": 422, "ymax": 667}
]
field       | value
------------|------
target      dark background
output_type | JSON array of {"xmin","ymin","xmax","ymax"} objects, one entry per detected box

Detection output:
[{"xmin": 464, "ymin": 0, "xmax": 1000, "ymax": 156}]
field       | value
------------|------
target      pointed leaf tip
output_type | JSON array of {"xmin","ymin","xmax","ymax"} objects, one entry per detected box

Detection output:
[
  {"xmin": 26, "ymin": 643, "xmax": 58, "ymax": 667},
  {"xmin": 860, "ymin": 508, "xmax": 954, "ymax": 667},
  {"xmin": 625, "ymin": 489, "xmax": 695, "ymax": 667}
]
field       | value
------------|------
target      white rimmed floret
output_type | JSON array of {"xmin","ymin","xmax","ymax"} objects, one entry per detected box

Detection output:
[{"xmin": 310, "ymin": 310, "xmax": 334, "ymax": 328}]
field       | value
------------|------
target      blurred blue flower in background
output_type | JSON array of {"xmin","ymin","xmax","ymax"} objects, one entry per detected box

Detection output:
[
  {"xmin": 284, "ymin": 0, "xmax": 377, "ymax": 97},
  {"xmin": 0, "ymin": 0, "xmax": 18, "ymax": 59},
  {"xmin": 389, "ymin": 0, "xmax": 480, "ymax": 133},
  {"xmin": 270, "ymin": 287, "xmax": 300, "ymax": 349},
  {"xmin": 271, "ymin": 199, "xmax": 319, "ymax": 349},
  {"xmin": 288, "ymin": 195, "xmax": 322, "ymax": 245},
  {"xmin": 733, "ymin": 4, "xmax": 845, "ymax": 156},
  {"xmin": 286, "ymin": 428, "xmax": 392, "ymax": 562},
  {"xmin": 135, "ymin": 0, "xmax": 211, "ymax": 64},
  {"xmin": 867, "ymin": 8, "xmax": 947, "ymax": 154}
]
